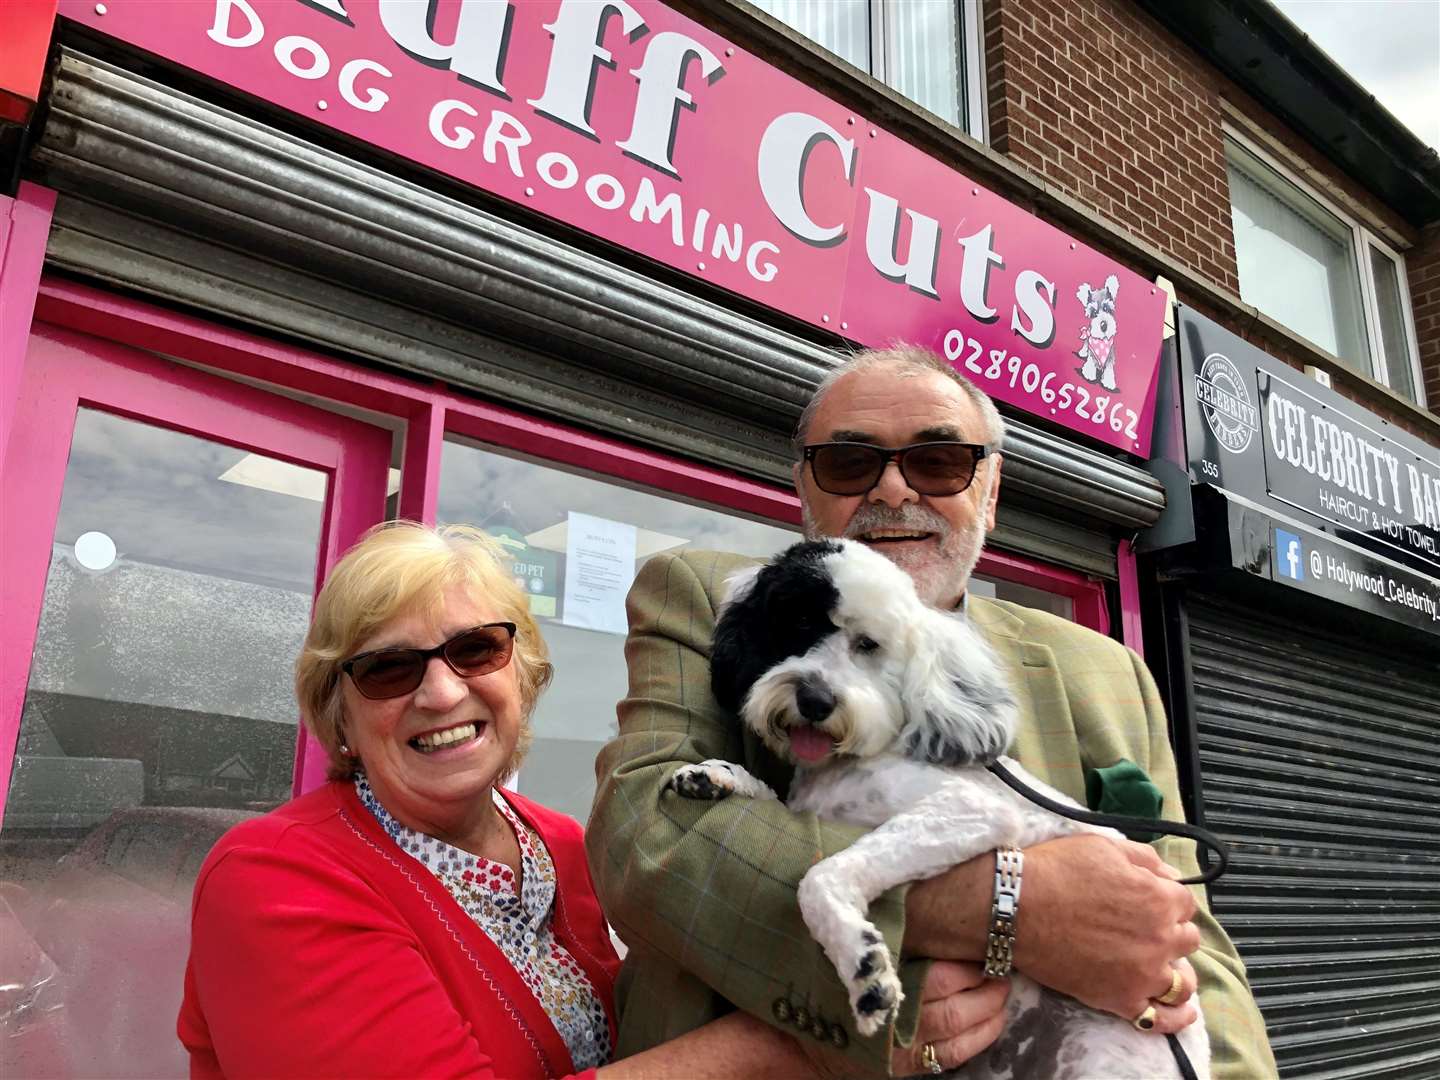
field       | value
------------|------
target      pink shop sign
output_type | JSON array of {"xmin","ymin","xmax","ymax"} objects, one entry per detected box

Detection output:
[{"xmin": 60, "ymin": 0, "xmax": 1168, "ymax": 455}]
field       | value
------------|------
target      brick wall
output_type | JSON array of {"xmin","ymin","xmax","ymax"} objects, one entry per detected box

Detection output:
[
  {"xmin": 983, "ymin": 0, "xmax": 1436, "ymax": 428},
  {"xmin": 1409, "ymin": 223, "xmax": 1440, "ymax": 414},
  {"xmin": 984, "ymin": 0, "xmax": 1239, "ymax": 291}
]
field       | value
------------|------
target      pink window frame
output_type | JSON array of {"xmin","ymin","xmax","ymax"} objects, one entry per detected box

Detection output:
[
  {"xmin": 974, "ymin": 549, "xmax": 1111, "ymax": 638},
  {"xmin": 1, "ymin": 182, "xmax": 56, "ymax": 478},
  {"xmin": 12, "ymin": 277, "xmax": 1131, "ymax": 805}
]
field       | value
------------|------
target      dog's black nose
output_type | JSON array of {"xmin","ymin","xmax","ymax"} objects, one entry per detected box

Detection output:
[{"xmin": 795, "ymin": 679, "xmax": 835, "ymax": 722}]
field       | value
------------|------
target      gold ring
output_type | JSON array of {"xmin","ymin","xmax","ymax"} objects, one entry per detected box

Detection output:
[
  {"xmin": 1133, "ymin": 1005, "xmax": 1158, "ymax": 1031},
  {"xmin": 921, "ymin": 1041, "xmax": 942, "ymax": 1075},
  {"xmin": 1156, "ymin": 968, "xmax": 1185, "ymax": 1006}
]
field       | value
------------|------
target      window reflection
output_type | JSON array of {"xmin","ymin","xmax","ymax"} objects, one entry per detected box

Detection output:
[
  {"xmin": 750, "ymin": 0, "xmax": 964, "ymax": 126},
  {"xmin": 1, "ymin": 408, "xmax": 327, "ymax": 1079},
  {"xmin": 437, "ymin": 439, "xmax": 798, "ymax": 820}
]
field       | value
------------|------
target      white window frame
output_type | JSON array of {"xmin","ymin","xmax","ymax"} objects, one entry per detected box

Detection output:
[
  {"xmin": 1223, "ymin": 125, "xmax": 1427, "ymax": 407},
  {"xmin": 757, "ymin": 0, "xmax": 987, "ymax": 139}
]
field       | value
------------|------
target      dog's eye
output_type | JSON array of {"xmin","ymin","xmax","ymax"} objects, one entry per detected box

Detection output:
[{"xmin": 853, "ymin": 636, "xmax": 880, "ymax": 654}]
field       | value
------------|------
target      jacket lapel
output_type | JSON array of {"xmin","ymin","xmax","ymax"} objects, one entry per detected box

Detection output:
[{"xmin": 969, "ymin": 599, "xmax": 1087, "ymax": 805}]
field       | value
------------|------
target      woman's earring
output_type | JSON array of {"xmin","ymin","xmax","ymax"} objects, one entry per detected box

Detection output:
[{"xmin": 339, "ymin": 742, "xmax": 352, "ymax": 756}]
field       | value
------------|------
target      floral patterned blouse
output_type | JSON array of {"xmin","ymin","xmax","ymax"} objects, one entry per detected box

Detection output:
[{"xmin": 356, "ymin": 776, "xmax": 613, "ymax": 1072}]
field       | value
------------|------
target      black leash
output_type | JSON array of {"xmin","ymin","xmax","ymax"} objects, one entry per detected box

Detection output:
[
  {"xmin": 1166, "ymin": 1033, "xmax": 1200, "ymax": 1080},
  {"xmin": 985, "ymin": 759, "xmax": 1225, "ymax": 1080},
  {"xmin": 985, "ymin": 760, "xmax": 1229, "ymax": 884}
]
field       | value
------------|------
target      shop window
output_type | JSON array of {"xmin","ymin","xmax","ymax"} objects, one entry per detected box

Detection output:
[
  {"xmin": 435, "ymin": 436, "xmax": 1100, "ymax": 820},
  {"xmin": 969, "ymin": 576, "xmax": 1075, "ymax": 622},
  {"xmin": 749, "ymin": 0, "xmax": 985, "ymax": 135},
  {"xmin": 2, "ymin": 410, "xmax": 320, "ymax": 837},
  {"xmin": 436, "ymin": 438, "xmax": 799, "ymax": 821},
  {"xmin": 1225, "ymin": 135, "xmax": 1425, "ymax": 404}
]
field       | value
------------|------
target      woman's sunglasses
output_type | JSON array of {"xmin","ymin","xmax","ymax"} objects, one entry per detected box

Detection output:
[
  {"xmin": 341, "ymin": 623, "xmax": 518, "ymax": 700},
  {"xmin": 803, "ymin": 441, "xmax": 991, "ymax": 497}
]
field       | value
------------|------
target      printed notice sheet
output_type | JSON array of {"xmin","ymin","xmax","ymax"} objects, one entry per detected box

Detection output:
[{"xmin": 561, "ymin": 512, "xmax": 638, "ymax": 635}]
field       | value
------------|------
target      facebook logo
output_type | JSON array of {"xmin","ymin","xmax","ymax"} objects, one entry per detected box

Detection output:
[{"xmin": 1276, "ymin": 530, "xmax": 1304, "ymax": 581}]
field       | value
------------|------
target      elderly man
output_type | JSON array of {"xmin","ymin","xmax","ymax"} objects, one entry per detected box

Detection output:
[{"xmin": 587, "ymin": 345, "xmax": 1275, "ymax": 1077}]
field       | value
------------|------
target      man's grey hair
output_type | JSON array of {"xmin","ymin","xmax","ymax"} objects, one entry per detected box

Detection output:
[{"xmin": 791, "ymin": 344, "xmax": 1007, "ymax": 457}]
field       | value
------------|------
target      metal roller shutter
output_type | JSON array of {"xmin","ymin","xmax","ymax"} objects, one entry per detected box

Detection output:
[{"xmin": 1186, "ymin": 594, "xmax": 1440, "ymax": 1079}]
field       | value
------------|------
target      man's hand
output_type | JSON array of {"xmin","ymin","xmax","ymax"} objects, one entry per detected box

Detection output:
[
  {"xmin": 1019, "ymin": 836, "xmax": 1200, "ymax": 1031},
  {"xmin": 903, "ymin": 834, "xmax": 1201, "ymax": 1031}
]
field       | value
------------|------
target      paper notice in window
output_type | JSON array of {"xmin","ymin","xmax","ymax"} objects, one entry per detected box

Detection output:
[{"xmin": 561, "ymin": 512, "xmax": 638, "ymax": 635}]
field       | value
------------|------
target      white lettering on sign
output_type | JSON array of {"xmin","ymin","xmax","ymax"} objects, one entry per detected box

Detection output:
[
  {"xmin": 1320, "ymin": 554, "xmax": 1439, "ymax": 622},
  {"xmin": 615, "ymin": 31, "xmax": 725, "ymax": 177},
  {"xmin": 755, "ymin": 111, "xmax": 1071, "ymax": 339},
  {"xmin": 1265, "ymin": 383, "xmax": 1440, "ymax": 536},
  {"xmin": 378, "ymin": 0, "xmax": 512, "ymax": 95},
  {"xmin": 529, "ymin": 2, "xmax": 646, "ymax": 138},
  {"xmin": 756, "ymin": 112, "xmax": 856, "ymax": 246},
  {"xmin": 338, "ymin": 58, "xmax": 392, "ymax": 112},
  {"xmin": 863, "ymin": 188, "xmax": 940, "ymax": 298}
]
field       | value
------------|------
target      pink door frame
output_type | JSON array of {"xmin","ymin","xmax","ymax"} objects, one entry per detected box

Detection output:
[
  {"xmin": 0, "ymin": 317, "xmax": 391, "ymax": 823},
  {"xmin": 10, "ymin": 277, "xmax": 1134, "ymax": 805},
  {"xmin": 0, "ymin": 183, "xmax": 56, "ymax": 476}
]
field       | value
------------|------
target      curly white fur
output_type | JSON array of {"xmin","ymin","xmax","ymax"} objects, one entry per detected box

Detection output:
[{"xmin": 670, "ymin": 540, "xmax": 1210, "ymax": 1079}]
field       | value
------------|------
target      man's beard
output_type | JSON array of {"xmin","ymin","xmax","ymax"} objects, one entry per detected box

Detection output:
[{"xmin": 799, "ymin": 481, "xmax": 990, "ymax": 609}]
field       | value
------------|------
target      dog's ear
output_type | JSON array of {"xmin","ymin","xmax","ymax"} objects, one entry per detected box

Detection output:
[
  {"xmin": 899, "ymin": 610, "xmax": 1017, "ymax": 767},
  {"xmin": 1104, "ymin": 274, "xmax": 1120, "ymax": 297},
  {"xmin": 1076, "ymin": 282, "xmax": 1092, "ymax": 305},
  {"xmin": 710, "ymin": 576, "xmax": 772, "ymax": 716}
]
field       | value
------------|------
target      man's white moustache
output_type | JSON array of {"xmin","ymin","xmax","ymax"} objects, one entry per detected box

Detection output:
[{"xmin": 844, "ymin": 507, "xmax": 951, "ymax": 538}]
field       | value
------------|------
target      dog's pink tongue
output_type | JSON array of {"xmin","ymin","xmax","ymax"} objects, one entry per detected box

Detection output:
[{"xmin": 789, "ymin": 725, "xmax": 835, "ymax": 764}]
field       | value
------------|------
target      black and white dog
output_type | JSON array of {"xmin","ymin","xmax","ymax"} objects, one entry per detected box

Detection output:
[{"xmin": 667, "ymin": 539, "xmax": 1209, "ymax": 1079}]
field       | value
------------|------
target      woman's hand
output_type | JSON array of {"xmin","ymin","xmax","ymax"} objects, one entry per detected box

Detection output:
[{"xmin": 890, "ymin": 961, "xmax": 1008, "ymax": 1076}]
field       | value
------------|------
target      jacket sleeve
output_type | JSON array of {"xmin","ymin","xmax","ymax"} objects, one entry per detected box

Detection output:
[
  {"xmin": 1126, "ymin": 648, "xmax": 1279, "ymax": 1080},
  {"xmin": 183, "ymin": 839, "xmax": 600, "ymax": 1080},
  {"xmin": 585, "ymin": 552, "xmax": 924, "ymax": 1074}
]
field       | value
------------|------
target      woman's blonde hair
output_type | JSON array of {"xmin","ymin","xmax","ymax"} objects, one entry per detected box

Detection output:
[{"xmin": 295, "ymin": 521, "xmax": 553, "ymax": 781}]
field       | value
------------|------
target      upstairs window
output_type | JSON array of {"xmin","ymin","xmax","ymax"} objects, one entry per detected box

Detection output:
[
  {"xmin": 1225, "ymin": 135, "xmax": 1425, "ymax": 405},
  {"xmin": 750, "ymin": 0, "xmax": 985, "ymax": 136}
]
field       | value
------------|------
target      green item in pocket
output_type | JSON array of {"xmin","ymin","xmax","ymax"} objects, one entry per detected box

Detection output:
[{"xmin": 1084, "ymin": 759, "xmax": 1165, "ymax": 843}]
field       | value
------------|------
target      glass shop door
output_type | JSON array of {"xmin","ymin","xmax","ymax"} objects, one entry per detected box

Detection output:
[{"xmin": 0, "ymin": 321, "xmax": 391, "ymax": 1078}]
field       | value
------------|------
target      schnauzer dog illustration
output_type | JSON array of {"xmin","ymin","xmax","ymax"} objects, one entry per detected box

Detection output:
[{"xmin": 1076, "ymin": 275, "xmax": 1122, "ymax": 392}]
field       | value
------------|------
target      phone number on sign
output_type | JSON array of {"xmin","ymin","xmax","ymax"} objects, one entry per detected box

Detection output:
[{"xmin": 942, "ymin": 331, "xmax": 1140, "ymax": 444}]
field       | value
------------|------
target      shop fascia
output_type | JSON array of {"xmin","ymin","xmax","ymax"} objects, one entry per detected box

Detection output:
[{"xmin": 210, "ymin": 0, "xmax": 1062, "ymax": 346}]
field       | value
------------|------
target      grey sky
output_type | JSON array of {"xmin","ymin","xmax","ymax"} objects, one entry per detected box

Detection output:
[{"xmin": 1273, "ymin": 0, "xmax": 1440, "ymax": 149}]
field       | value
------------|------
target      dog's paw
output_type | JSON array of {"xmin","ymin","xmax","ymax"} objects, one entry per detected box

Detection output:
[
  {"xmin": 665, "ymin": 761, "xmax": 739, "ymax": 800},
  {"xmin": 847, "ymin": 932, "xmax": 902, "ymax": 1037},
  {"xmin": 851, "ymin": 966, "xmax": 902, "ymax": 1037}
]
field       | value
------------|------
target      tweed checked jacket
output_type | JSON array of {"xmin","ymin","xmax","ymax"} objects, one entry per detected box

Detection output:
[{"xmin": 586, "ymin": 550, "xmax": 1277, "ymax": 1079}]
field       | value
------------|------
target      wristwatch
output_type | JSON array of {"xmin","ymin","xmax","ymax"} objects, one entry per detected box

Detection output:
[{"xmin": 983, "ymin": 846, "xmax": 1023, "ymax": 979}]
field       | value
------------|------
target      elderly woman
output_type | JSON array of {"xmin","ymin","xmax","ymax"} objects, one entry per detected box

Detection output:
[{"xmin": 178, "ymin": 522, "xmax": 978, "ymax": 1079}]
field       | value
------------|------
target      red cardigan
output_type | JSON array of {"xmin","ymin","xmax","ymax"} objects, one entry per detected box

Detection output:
[{"xmin": 178, "ymin": 782, "xmax": 620, "ymax": 1079}]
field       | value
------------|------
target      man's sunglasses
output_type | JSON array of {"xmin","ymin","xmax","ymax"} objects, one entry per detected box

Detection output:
[
  {"xmin": 803, "ymin": 441, "xmax": 992, "ymax": 497},
  {"xmin": 341, "ymin": 623, "xmax": 518, "ymax": 700}
]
